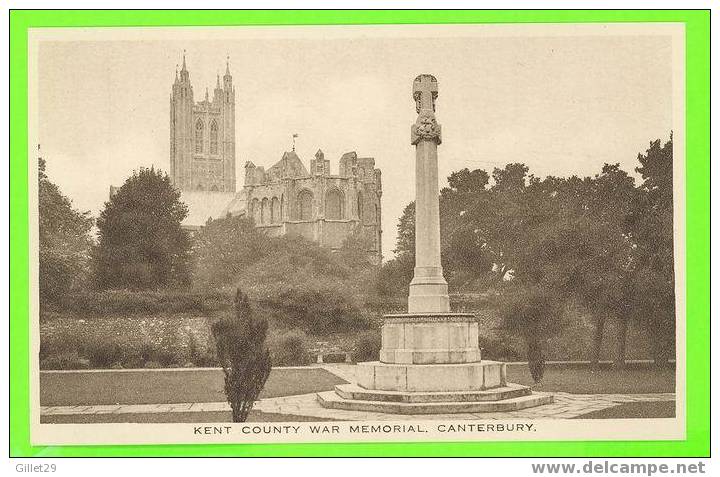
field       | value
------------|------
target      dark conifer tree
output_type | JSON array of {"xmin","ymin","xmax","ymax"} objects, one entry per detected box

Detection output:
[
  {"xmin": 212, "ymin": 289, "xmax": 271, "ymax": 422},
  {"xmin": 95, "ymin": 167, "xmax": 191, "ymax": 289}
]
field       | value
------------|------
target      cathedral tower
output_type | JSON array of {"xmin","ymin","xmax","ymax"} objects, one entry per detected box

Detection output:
[{"xmin": 170, "ymin": 54, "xmax": 236, "ymax": 192}]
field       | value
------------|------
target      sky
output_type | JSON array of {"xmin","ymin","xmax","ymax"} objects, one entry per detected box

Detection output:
[{"xmin": 36, "ymin": 28, "xmax": 674, "ymax": 258}]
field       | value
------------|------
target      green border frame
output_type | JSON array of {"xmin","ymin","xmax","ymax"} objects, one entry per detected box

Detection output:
[{"xmin": 9, "ymin": 10, "xmax": 710, "ymax": 457}]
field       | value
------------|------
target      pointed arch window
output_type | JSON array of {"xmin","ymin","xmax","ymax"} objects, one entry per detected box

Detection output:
[
  {"xmin": 261, "ymin": 198, "xmax": 270, "ymax": 225},
  {"xmin": 271, "ymin": 197, "xmax": 281, "ymax": 223},
  {"xmin": 195, "ymin": 120, "xmax": 204, "ymax": 153},
  {"xmin": 210, "ymin": 120, "xmax": 218, "ymax": 154},
  {"xmin": 296, "ymin": 190, "xmax": 314, "ymax": 221},
  {"xmin": 357, "ymin": 192, "xmax": 364, "ymax": 223},
  {"xmin": 325, "ymin": 189, "xmax": 345, "ymax": 220},
  {"xmin": 251, "ymin": 198, "xmax": 261, "ymax": 224}
]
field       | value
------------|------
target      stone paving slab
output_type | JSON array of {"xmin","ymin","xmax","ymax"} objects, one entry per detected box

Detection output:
[{"xmin": 40, "ymin": 390, "xmax": 674, "ymax": 421}]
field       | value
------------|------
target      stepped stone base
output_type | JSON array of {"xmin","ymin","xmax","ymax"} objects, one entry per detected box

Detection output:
[
  {"xmin": 316, "ymin": 312, "xmax": 553, "ymax": 415},
  {"xmin": 357, "ymin": 360, "xmax": 506, "ymax": 392},
  {"xmin": 318, "ymin": 363, "xmax": 554, "ymax": 415},
  {"xmin": 317, "ymin": 385, "xmax": 553, "ymax": 414},
  {"xmin": 335, "ymin": 382, "xmax": 531, "ymax": 403}
]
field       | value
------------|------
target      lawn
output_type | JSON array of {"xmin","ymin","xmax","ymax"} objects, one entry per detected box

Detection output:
[
  {"xmin": 505, "ymin": 363, "xmax": 675, "ymax": 394},
  {"xmin": 41, "ymin": 410, "xmax": 339, "ymax": 423},
  {"xmin": 575, "ymin": 401, "xmax": 675, "ymax": 419},
  {"xmin": 40, "ymin": 363, "xmax": 674, "ymax": 408},
  {"xmin": 40, "ymin": 368, "xmax": 347, "ymax": 406}
]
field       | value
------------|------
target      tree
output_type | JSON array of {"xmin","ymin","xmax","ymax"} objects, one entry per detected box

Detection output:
[
  {"xmin": 386, "ymin": 152, "xmax": 671, "ymax": 366},
  {"xmin": 38, "ymin": 156, "xmax": 94, "ymax": 304},
  {"xmin": 211, "ymin": 289, "xmax": 271, "ymax": 422},
  {"xmin": 393, "ymin": 201, "xmax": 416, "ymax": 258},
  {"xmin": 192, "ymin": 214, "xmax": 270, "ymax": 289},
  {"xmin": 94, "ymin": 167, "xmax": 191, "ymax": 290},
  {"xmin": 235, "ymin": 235, "xmax": 372, "ymax": 334},
  {"xmin": 376, "ymin": 202, "xmax": 417, "ymax": 297},
  {"xmin": 632, "ymin": 136, "xmax": 675, "ymax": 366},
  {"xmin": 375, "ymin": 252, "xmax": 414, "ymax": 297},
  {"xmin": 440, "ymin": 168, "xmax": 494, "ymax": 288},
  {"xmin": 499, "ymin": 285, "xmax": 565, "ymax": 385},
  {"xmin": 548, "ymin": 165, "xmax": 638, "ymax": 367}
]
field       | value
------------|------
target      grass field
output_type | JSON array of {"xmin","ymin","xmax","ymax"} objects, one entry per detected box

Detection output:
[
  {"xmin": 505, "ymin": 363, "xmax": 676, "ymax": 394},
  {"xmin": 40, "ymin": 368, "xmax": 347, "ymax": 406},
  {"xmin": 40, "ymin": 363, "xmax": 675, "ymax": 408},
  {"xmin": 574, "ymin": 401, "xmax": 675, "ymax": 419},
  {"xmin": 41, "ymin": 410, "xmax": 338, "ymax": 423}
]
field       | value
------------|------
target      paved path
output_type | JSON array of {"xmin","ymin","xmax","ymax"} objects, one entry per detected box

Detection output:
[
  {"xmin": 40, "ymin": 391, "xmax": 676, "ymax": 421},
  {"xmin": 40, "ymin": 364, "xmax": 675, "ymax": 422}
]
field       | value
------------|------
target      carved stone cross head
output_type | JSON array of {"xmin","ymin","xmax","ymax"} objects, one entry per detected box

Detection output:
[{"xmin": 413, "ymin": 74, "xmax": 438, "ymax": 114}]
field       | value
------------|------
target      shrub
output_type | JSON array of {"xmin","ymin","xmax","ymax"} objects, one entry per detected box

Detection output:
[
  {"xmin": 187, "ymin": 333, "xmax": 217, "ymax": 367},
  {"xmin": 477, "ymin": 334, "xmax": 522, "ymax": 361},
  {"xmin": 353, "ymin": 331, "xmax": 381, "ymax": 362},
  {"xmin": 231, "ymin": 234, "xmax": 377, "ymax": 332},
  {"xmin": 136, "ymin": 328, "xmax": 183, "ymax": 367},
  {"xmin": 499, "ymin": 285, "xmax": 565, "ymax": 384},
  {"xmin": 40, "ymin": 333, "xmax": 79, "ymax": 361},
  {"xmin": 212, "ymin": 289, "xmax": 271, "ymax": 422},
  {"xmin": 40, "ymin": 351, "xmax": 89, "ymax": 370},
  {"xmin": 265, "ymin": 285, "xmax": 368, "ymax": 334},
  {"xmin": 192, "ymin": 215, "xmax": 271, "ymax": 289},
  {"xmin": 55, "ymin": 290, "xmax": 217, "ymax": 315},
  {"xmin": 375, "ymin": 254, "xmax": 414, "ymax": 297},
  {"xmin": 270, "ymin": 331, "xmax": 310, "ymax": 366},
  {"xmin": 323, "ymin": 353, "xmax": 348, "ymax": 363},
  {"xmin": 81, "ymin": 337, "xmax": 124, "ymax": 368},
  {"xmin": 119, "ymin": 341, "xmax": 176, "ymax": 369},
  {"xmin": 39, "ymin": 317, "xmax": 217, "ymax": 369}
]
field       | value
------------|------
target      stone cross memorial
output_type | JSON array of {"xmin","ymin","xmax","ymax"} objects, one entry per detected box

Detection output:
[{"xmin": 318, "ymin": 75, "xmax": 553, "ymax": 413}]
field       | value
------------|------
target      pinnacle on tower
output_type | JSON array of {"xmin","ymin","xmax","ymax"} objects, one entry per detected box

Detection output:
[
  {"xmin": 222, "ymin": 56, "xmax": 233, "ymax": 95},
  {"xmin": 179, "ymin": 50, "xmax": 190, "ymax": 83}
]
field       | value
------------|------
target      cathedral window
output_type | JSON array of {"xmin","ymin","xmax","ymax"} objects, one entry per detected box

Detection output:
[
  {"xmin": 271, "ymin": 197, "xmax": 281, "ymax": 223},
  {"xmin": 325, "ymin": 189, "xmax": 345, "ymax": 220},
  {"xmin": 210, "ymin": 120, "xmax": 218, "ymax": 154},
  {"xmin": 297, "ymin": 190, "xmax": 314, "ymax": 221},
  {"xmin": 195, "ymin": 119, "xmax": 204, "ymax": 153},
  {"xmin": 357, "ymin": 192, "xmax": 364, "ymax": 223},
  {"xmin": 261, "ymin": 198, "xmax": 269, "ymax": 225},
  {"xmin": 251, "ymin": 198, "xmax": 261, "ymax": 224}
]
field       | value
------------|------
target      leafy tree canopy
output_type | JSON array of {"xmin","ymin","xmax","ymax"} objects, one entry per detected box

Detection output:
[
  {"xmin": 381, "ymin": 134, "xmax": 675, "ymax": 365},
  {"xmin": 38, "ymin": 157, "xmax": 94, "ymax": 303},
  {"xmin": 95, "ymin": 167, "xmax": 191, "ymax": 290}
]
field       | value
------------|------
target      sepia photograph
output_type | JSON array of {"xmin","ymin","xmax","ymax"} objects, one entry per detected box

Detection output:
[{"xmin": 28, "ymin": 22, "xmax": 685, "ymax": 446}]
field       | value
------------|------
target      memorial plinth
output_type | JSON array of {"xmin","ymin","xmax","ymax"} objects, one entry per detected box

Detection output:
[
  {"xmin": 379, "ymin": 313, "xmax": 481, "ymax": 364},
  {"xmin": 317, "ymin": 75, "xmax": 552, "ymax": 414}
]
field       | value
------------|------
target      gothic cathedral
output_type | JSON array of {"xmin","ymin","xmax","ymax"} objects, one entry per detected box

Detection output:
[
  {"xmin": 170, "ymin": 54, "xmax": 236, "ymax": 192},
  {"xmin": 170, "ymin": 56, "xmax": 382, "ymax": 263}
]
